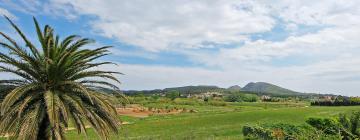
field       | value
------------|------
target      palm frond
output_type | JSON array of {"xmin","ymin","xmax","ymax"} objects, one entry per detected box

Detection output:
[{"xmin": 0, "ymin": 17, "xmax": 125, "ymax": 140}]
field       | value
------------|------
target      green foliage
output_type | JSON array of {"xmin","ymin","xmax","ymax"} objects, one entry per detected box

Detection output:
[
  {"xmin": 306, "ymin": 112, "xmax": 360, "ymax": 139},
  {"xmin": 164, "ymin": 86, "xmax": 224, "ymax": 94},
  {"xmin": 306, "ymin": 118, "xmax": 340, "ymax": 135},
  {"xmin": 225, "ymin": 94, "xmax": 241, "ymax": 102},
  {"xmin": 124, "ymin": 85, "xmax": 226, "ymax": 96},
  {"xmin": 224, "ymin": 93, "xmax": 259, "ymax": 102},
  {"xmin": 242, "ymin": 94, "xmax": 259, "ymax": 102},
  {"xmin": 312, "ymin": 96, "xmax": 360, "ymax": 106},
  {"xmin": 350, "ymin": 97, "xmax": 360, "ymax": 103},
  {"xmin": 151, "ymin": 94, "xmax": 160, "ymax": 100},
  {"xmin": 0, "ymin": 17, "xmax": 124, "ymax": 139},
  {"xmin": 165, "ymin": 90, "xmax": 180, "ymax": 100},
  {"xmin": 203, "ymin": 96, "xmax": 209, "ymax": 102},
  {"xmin": 243, "ymin": 123, "xmax": 341, "ymax": 140},
  {"xmin": 243, "ymin": 125, "xmax": 273, "ymax": 140}
]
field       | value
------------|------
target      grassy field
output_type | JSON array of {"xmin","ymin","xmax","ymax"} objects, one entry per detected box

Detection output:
[{"xmin": 64, "ymin": 102, "xmax": 360, "ymax": 140}]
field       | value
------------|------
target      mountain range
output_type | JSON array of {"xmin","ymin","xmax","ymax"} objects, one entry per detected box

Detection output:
[
  {"xmin": 0, "ymin": 82, "xmax": 334, "ymax": 98},
  {"xmin": 122, "ymin": 82, "xmax": 327, "ymax": 97}
]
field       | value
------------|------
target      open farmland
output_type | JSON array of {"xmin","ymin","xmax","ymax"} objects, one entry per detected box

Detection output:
[{"xmin": 63, "ymin": 102, "xmax": 359, "ymax": 140}]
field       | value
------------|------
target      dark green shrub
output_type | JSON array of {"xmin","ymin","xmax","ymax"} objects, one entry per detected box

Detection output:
[
  {"xmin": 306, "ymin": 112, "xmax": 360, "ymax": 139},
  {"xmin": 242, "ymin": 123, "xmax": 335, "ymax": 140},
  {"xmin": 165, "ymin": 90, "xmax": 181, "ymax": 100},
  {"xmin": 242, "ymin": 94, "xmax": 259, "ymax": 102},
  {"xmin": 243, "ymin": 125, "xmax": 273, "ymax": 140},
  {"xmin": 203, "ymin": 96, "xmax": 209, "ymax": 102},
  {"xmin": 306, "ymin": 117, "xmax": 340, "ymax": 135},
  {"xmin": 225, "ymin": 94, "xmax": 241, "ymax": 102}
]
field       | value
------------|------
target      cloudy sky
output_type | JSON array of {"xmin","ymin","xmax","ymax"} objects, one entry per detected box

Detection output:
[{"xmin": 1, "ymin": 0, "xmax": 360, "ymax": 96}]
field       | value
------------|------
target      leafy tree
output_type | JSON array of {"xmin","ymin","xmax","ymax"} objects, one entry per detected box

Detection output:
[
  {"xmin": 203, "ymin": 96, "xmax": 209, "ymax": 102},
  {"xmin": 0, "ymin": 17, "xmax": 125, "ymax": 139},
  {"xmin": 224, "ymin": 94, "xmax": 241, "ymax": 102},
  {"xmin": 165, "ymin": 90, "xmax": 180, "ymax": 100},
  {"xmin": 241, "ymin": 94, "xmax": 259, "ymax": 102},
  {"xmin": 224, "ymin": 93, "xmax": 259, "ymax": 102},
  {"xmin": 151, "ymin": 94, "xmax": 160, "ymax": 100}
]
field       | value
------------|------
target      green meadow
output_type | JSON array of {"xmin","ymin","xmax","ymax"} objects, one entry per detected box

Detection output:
[{"xmin": 64, "ymin": 102, "xmax": 359, "ymax": 140}]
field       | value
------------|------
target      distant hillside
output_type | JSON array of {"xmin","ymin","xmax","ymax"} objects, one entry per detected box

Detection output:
[
  {"xmin": 241, "ymin": 82, "xmax": 304, "ymax": 96},
  {"xmin": 122, "ymin": 82, "xmax": 335, "ymax": 98},
  {"xmin": 228, "ymin": 85, "xmax": 242, "ymax": 91},
  {"xmin": 123, "ymin": 85, "xmax": 225, "ymax": 95},
  {"xmin": 164, "ymin": 85, "xmax": 224, "ymax": 94}
]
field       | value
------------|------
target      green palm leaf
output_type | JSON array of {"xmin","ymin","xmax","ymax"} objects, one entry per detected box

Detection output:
[{"xmin": 0, "ymin": 16, "xmax": 125, "ymax": 140}]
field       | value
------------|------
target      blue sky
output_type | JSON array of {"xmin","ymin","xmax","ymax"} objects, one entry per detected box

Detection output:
[{"xmin": 1, "ymin": 0, "xmax": 360, "ymax": 96}]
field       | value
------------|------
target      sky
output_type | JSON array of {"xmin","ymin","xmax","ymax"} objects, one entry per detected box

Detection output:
[{"xmin": 1, "ymin": 0, "xmax": 360, "ymax": 96}]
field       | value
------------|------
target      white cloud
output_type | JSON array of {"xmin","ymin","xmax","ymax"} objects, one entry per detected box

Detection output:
[
  {"xmin": 109, "ymin": 48, "xmax": 158, "ymax": 60},
  {"xmin": 265, "ymin": 0, "xmax": 360, "ymax": 26},
  {"xmin": 45, "ymin": 0, "xmax": 275, "ymax": 51},
  {"xmin": 189, "ymin": 25, "xmax": 360, "ymax": 68},
  {"xmin": 0, "ymin": 7, "xmax": 16, "ymax": 19},
  {"xmin": 3, "ymin": 0, "xmax": 360, "ymax": 95}
]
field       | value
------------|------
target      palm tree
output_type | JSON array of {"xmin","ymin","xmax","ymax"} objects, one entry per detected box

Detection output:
[{"xmin": 0, "ymin": 16, "xmax": 124, "ymax": 140}]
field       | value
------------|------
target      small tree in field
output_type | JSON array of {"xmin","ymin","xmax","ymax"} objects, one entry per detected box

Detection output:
[{"xmin": 166, "ymin": 90, "xmax": 180, "ymax": 100}]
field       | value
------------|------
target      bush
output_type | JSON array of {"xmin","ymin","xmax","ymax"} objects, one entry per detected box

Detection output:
[
  {"xmin": 165, "ymin": 90, "xmax": 180, "ymax": 100},
  {"xmin": 224, "ymin": 93, "xmax": 259, "ymax": 102},
  {"xmin": 242, "ymin": 123, "xmax": 338, "ymax": 140},
  {"xmin": 203, "ymin": 97, "xmax": 209, "ymax": 102},
  {"xmin": 311, "ymin": 96, "xmax": 360, "ymax": 106},
  {"xmin": 225, "ymin": 94, "xmax": 241, "ymax": 102},
  {"xmin": 306, "ymin": 112, "xmax": 360, "ymax": 139},
  {"xmin": 243, "ymin": 125, "xmax": 273, "ymax": 140},
  {"xmin": 306, "ymin": 117, "xmax": 340, "ymax": 135},
  {"xmin": 242, "ymin": 94, "xmax": 259, "ymax": 102}
]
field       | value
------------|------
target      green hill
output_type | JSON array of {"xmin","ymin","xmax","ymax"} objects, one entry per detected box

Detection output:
[
  {"xmin": 123, "ymin": 82, "xmax": 331, "ymax": 98},
  {"xmin": 240, "ymin": 82, "xmax": 304, "ymax": 96},
  {"xmin": 123, "ymin": 85, "xmax": 225, "ymax": 95},
  {"xmin": 164, "ymin": 85, "xmax": 224, "ymax": 94},
  {"xmin": 228, "ymin": 85, "xmax": 242, "ymax": 91}
]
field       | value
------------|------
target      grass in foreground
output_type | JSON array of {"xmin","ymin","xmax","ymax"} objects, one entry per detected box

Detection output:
[{"xmin": 64, "ymin": 102, "xmax": 359, "ymax": 140}]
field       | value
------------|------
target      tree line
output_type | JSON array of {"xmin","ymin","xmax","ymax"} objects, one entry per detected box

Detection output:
[{"xmin": 311, "ymin": 96, "xmax": 360, "ymax": 106}]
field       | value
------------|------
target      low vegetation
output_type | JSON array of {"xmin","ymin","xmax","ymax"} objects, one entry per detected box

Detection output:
[
  {"xmin": 59, "ymin": 101, "xmax": 359, "ymax": 140},
  {"xmin": 312, "ymin": 96, "xmax": 360, "ymax": 106},
  {"xmin": 243, "ymin": 123, "xmax": 340, "ymax": 139},
  {"xmin": 244, "ymin": 111, "xmax": 360, "ymax": 140}
]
